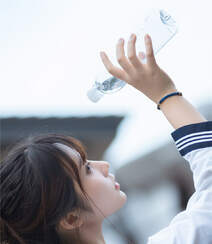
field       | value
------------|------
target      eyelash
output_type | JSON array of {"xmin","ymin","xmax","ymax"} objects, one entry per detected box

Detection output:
[{"xmin": 85, "ymin": 162, "xmax": 92, "ymax": 174}]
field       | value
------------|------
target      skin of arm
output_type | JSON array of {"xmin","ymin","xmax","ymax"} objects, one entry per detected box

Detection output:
[
  {"xmin": 160, "ymin": 95, "xmax": 207, "ymax": 130},
  {"xmin": 100, "ymin": 33, "xmax": 207, "ymax": 129}
]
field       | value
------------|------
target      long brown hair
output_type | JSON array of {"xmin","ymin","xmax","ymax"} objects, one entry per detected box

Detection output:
[{"xmin": 0, "ymin": 133, "xmax": 92, "ymax": 244}]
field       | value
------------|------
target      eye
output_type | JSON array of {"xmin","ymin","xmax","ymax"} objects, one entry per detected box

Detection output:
[{"xmin": 85, "ymin": 162, "xmax": 92, "ymax": 174}]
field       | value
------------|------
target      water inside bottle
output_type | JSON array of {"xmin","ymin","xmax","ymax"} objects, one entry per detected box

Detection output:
[{"xmin": 95, "ymin": 74, "xmax": 126, "ymax": 94}]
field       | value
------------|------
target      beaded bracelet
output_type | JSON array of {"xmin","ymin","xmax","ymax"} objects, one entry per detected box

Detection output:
[{"xmin": 157, "ymin": 91, "xmax": 182, "ymax": 110}]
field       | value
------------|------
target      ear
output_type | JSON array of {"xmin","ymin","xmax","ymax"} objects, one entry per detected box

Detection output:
[{"xmin": 59, "ymin": 212, "xmax": 83, "ymax": 231}]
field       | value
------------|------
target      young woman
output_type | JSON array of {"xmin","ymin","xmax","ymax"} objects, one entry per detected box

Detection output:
[{"xmin": 0, "ymin": 33, "xmax": 211, "ymax": 244}]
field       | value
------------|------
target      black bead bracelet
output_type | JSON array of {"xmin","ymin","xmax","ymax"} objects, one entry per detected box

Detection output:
[{"xmin": 157, "ymin": 92, "xmax": 182, "ymax": 110}]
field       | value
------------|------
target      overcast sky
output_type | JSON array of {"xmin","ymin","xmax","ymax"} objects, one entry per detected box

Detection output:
[{"xmin": 0, "ymin": 0, "xmax": 211, "ymax": 166}]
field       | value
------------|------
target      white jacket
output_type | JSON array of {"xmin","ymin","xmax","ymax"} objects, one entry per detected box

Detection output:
[{"xmin": 148, "ymin": 121, "xmax": 212, "ymax": 244}]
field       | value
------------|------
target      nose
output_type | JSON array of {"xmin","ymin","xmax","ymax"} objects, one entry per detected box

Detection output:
[{"xmin": 92, "ymin": 161, "xmax": 109, "ymax": 177}]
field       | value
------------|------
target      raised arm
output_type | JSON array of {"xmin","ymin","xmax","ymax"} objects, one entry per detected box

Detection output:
[{"xmin": 100, "ymin": 33, "xmax": 212, "ymax": 244}]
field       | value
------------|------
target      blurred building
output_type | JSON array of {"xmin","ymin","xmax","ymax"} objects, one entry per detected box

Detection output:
[{"xmin": 0, "ymin": 116, "xmax": 123, "ymax": 160}]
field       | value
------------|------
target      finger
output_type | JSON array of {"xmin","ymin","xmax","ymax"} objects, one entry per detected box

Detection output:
[
  {"xmin": 144, "ymin": 34, "xmax": 157, "ymax": 67},
  {"xmin": 127, "ymin": 34, "xmax": 143, "ymax": 68},
  {"xmin": 138, "ymin": 51, "xmax": 146, "ymax": 61},
  {"xmin": 100, "ymin": 52, "xmax": 127, "ymax": 81},
  {"xmin": 116, "ymin": 38, "xmax": 134, "ymax": 74}
]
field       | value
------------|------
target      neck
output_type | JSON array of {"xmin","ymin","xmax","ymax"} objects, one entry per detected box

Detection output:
[
  {"xmin": 80, "ymin": 218, "xmax": 105, "ymax": 244},
  {"xmin": 59, "ymin": 218, "xmax": 106, "ymax": 244}
]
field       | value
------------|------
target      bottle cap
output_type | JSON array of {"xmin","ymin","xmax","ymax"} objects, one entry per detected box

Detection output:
[{"xmin": 87, "ymin": 87, "xmax": 104, "ymax": 103}]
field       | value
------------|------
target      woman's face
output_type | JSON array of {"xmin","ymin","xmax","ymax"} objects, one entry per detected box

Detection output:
[{"xmin": 55, "ymin": 143, "xmax": 127, "ymax": 219}]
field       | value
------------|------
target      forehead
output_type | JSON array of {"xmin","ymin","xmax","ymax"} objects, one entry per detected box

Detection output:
[{"xmin": 53, "ymin": 142, "xmax": 83, "ymax": 168}]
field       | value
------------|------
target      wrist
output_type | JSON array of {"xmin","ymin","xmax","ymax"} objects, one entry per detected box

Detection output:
[
  {"xmin": 157, "ymin": 91, "xmax": 182, "ymax": 110},
  {"xmin": 159, "ymin": 92, "xmax": 182, "ymax": 110},
  {"xmin": 157, "ymin": 88, "xmax": 178, "ymax": 104}
]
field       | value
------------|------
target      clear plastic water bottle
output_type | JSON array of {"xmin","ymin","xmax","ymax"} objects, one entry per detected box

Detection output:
[{"xmin": 87, "ymin": 8, "xmax": 178, "ymax": 103}]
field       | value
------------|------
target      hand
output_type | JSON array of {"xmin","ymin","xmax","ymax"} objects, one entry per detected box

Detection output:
[{"xmin": 100, "ymin": 33, "xmax": 177, "ymax": 104}]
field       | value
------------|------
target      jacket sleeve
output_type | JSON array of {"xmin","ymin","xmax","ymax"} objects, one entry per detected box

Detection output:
[{"xmin": 147, "ymin": 121, "xmax": 212, "ymax": 244}]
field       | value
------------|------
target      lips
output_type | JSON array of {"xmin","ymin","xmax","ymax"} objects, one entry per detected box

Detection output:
[
  {"xmin": 115, "ymin": 182, "xmax": 120, "ymax": 190},
  {"xmin": 109, "ymin": 173, "xmax": 120, "ymax": 190}
]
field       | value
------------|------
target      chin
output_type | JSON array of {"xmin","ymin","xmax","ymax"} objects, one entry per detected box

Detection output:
[
  {"xmin": 116, "ymin": 190, "xmax": 128, "ymax": 211},
  {"xmin": 120, "ymin": 190, "xmax": 127, "ymax": 202},
  {"xmin": 106, "ymin": 194, "xmax": 127, "ymax": 217}
]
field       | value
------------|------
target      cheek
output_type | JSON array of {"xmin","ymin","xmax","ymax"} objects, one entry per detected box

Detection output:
[
  {"xmin": 82, "ymin": 176, "xmax": 126, "ymax": 217},
  {"xmin": 84, "ymin": 177, "xmax": 112, "ymax": 198}
]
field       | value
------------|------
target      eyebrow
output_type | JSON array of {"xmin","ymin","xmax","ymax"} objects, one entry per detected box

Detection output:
[
  {"xmin": 79, "ymin": 158, "xmax": 83, "ymax": 169},
  {"xmin": 78, "ymin": 156, "xmax": 86, "ymax": 169}
]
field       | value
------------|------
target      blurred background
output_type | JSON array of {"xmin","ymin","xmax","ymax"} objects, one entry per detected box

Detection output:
[{"xmin": 0, "ymin": 0, "xmax": 212, "ymax": 243}]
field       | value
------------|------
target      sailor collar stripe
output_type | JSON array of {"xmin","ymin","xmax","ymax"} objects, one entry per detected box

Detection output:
[{"xmin": 171, "ymin": 121, "xmax": 212, "ymax": 156}]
